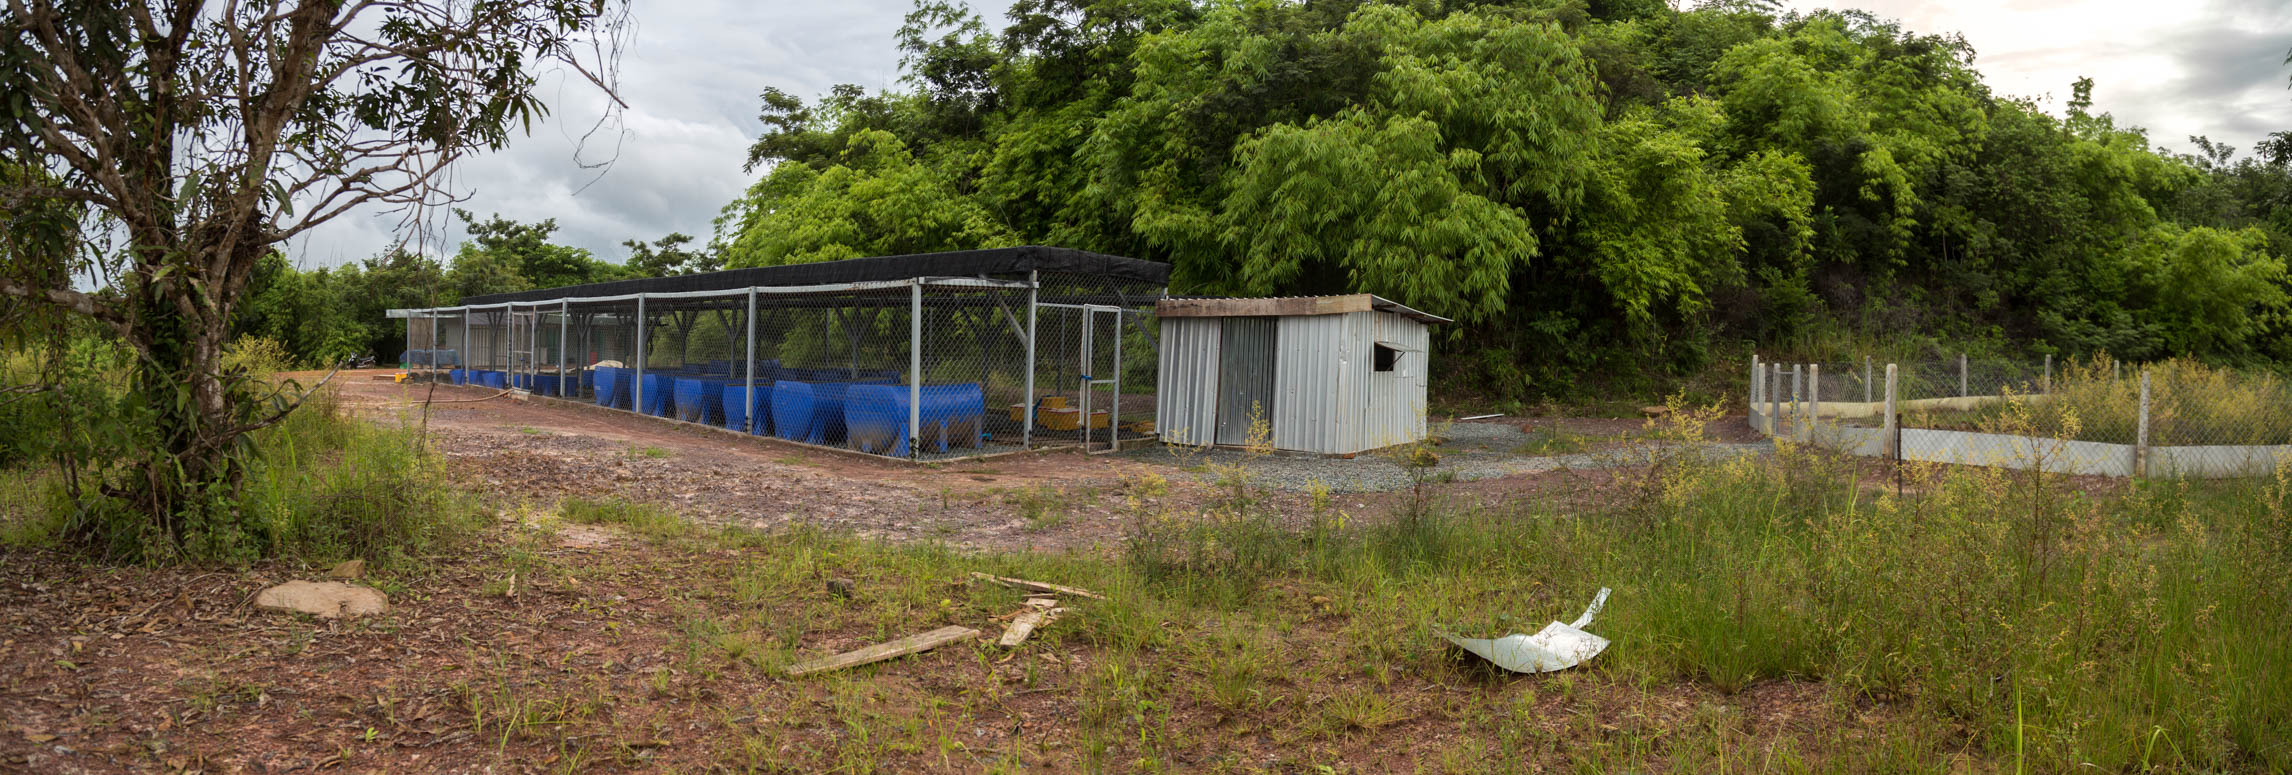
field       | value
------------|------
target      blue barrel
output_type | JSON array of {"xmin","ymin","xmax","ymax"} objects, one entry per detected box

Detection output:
[
  {"xmin": 672, "ymin": 378, "xmax": 711, "ymax": 423},
  {"xmin": 481, "ymin": 371, "xmax": 505, "ymax": 389},
  {"xmin": 772, "ymin": 381, "xmax": 840, "ymax": 445},
  {"xmin": 641, "ymin": 373, "xmax": 676, "ymax": 417},
  {"xmin": 845, "ymin": 383, "xmax": 987, "ymax": 457},
  {"xmin": 449, "ymin": 368, "xmax": 466, "ymax": 385},
  {"xmin": 722, "ymin": 383, "xmax": 772, "ymax": 434},
  {"xmin": 593, "ymin": 366, "xmax": 623, "ymax": 408},
  {"xmin": 534, "ymin": 374, "xmax": 560, "ymax": 396}
]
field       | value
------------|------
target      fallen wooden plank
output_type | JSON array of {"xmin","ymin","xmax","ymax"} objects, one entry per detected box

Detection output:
[
  {"xmin": 786, "ymin": 625, "xmax": 979, "ymax": 677},
  {"xmin": 997, "ymin": 607, "xmax": 1066, "ymax": 648},
  {"xmin": 967, "ymin": 572, "xmax": 1105, "ymax": 601}
]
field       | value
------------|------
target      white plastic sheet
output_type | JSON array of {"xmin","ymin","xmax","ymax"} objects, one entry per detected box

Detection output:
[{"xmin": 1439, "ymin": 587, "xmax": 1612, "ymax": 673}]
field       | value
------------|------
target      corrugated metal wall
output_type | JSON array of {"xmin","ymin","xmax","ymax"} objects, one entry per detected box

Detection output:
[
  {"xmin": 1215, "ymin": 318, "xmax": 1278, "ymax": 445},
  {"xmin": 1272, "ymin": 312, "xmax": 1366, "ymax": 454},
  {"xmin": 1364, "ymin": 310, "xmax": 1432, "ymax": 450},
  {"xmin": 1155, "ymin": 317, "xmax": 1222, "ymax": 447},
  {"xmin": 1156, "ymin": 309, "xmax": 1431, "ymax": 455}
]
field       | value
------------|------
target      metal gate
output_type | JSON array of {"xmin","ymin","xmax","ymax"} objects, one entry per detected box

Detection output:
[
  {"xmin": 1080, "ymin": 305, "xmax": 1122, "ymax": 453},
  {"xmin": 1215, "ymin": 317, "xmax": 1276, "ymax": 446}
]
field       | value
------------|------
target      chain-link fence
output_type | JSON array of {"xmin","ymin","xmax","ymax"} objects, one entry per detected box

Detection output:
[
  {"xmin": 396, "ymin": 266, "xmax": 1163, "ymax": 462},
  {"xmin": 1750, "ymin": 354, "xmax": 2292, "ymax": 478}
]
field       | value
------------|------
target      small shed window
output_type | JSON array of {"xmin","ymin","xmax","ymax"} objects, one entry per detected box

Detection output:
[{"xmin": 1374, "ymin": 342, "xmax": 1403, "ymax": 372}]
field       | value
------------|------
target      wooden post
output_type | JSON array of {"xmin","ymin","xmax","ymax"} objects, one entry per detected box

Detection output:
[
  {"xmin": 2135, "ymin": 370, "xmax": 2151, "ymax": 478},
  {"xmin": 1959, "ymin": 352, "xmax": 1969, "ymax": 397},
  {"xmin": 1883, "ymin": 363, "xmax": 1899, "ymax": 458}
]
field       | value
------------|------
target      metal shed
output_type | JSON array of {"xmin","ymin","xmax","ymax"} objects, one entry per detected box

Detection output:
[{"xmin": 1154, "ymin": 294, "xmax": 1447, "ymax": 456}]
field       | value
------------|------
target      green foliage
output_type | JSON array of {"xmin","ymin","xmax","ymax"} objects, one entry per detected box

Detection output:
[
  {"xmin": 713, "ymin": 1, "xmax": 2292, "ymax": 400},
  {"xmin": 1, "ymin": 341, "xmax": 477, "ymax": 564}
]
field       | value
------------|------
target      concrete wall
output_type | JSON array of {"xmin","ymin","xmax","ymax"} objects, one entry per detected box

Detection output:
[{"xmin": 1753, "ymin": 405, "xmax": 2288, "ymax": 479}]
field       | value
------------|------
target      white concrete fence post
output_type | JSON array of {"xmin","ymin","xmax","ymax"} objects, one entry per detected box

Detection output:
[
  {"xmin": 1882, "ymin": 363, "xmax": 1899, "ymax": 459},
  {"xmin": 2042, "ymin": 353, "xmax": 2053, "ymax": 394},
  {"xmin": 1790, "ymin": 364, "xmax": 1803, "ymax": 439},
  {"xmin": 1959, "ymin": 352, "xmax": 1969, "ymax": 397},
  {"xmin": 1751, "ymin": 353, "xmax": 1769, "ymax": 433},
  {"xmin": 2135, "ymin": 370, "xmax": 2152, "ymax": 478},
  {"xmin": 1770, "ymin": 363, "xmax": 1783, "ymax": 436},
  {"xmin": 1863, "ymin": 356, "xmax": 1873, "ymax": 405},
  {"xmin": 1806, "ymin": 363, "xmax": 1820, "ymax": 443}
]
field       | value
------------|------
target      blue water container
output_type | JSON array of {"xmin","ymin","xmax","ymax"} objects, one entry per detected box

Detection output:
[
  {"xmin": 593, "ymin": 366, "xmax": 621, "ymax": 407},
  {"xmin": 449, "ymin": 368, "xmax": 466, "ymax": 386},
  {"xmin": 641, "ymin": 373, "xmax": 676, "ymax": 417},
  {"xmin": 772, "ymin": 381, "xmax": 837, "ymax": 445},
  {"xmin": 534, "ymin": 374, "xmax": 560, "ymax": 396},
  {"xmin": 722, "ymin": 383, "xmax": 771, "ymax": 434},
  {"xmin": 845, "ymin": 383, "xmax": 987, "ymax": 457},
  {"xmin": 672, "ymin": 378, "xmax": 711, "ymax": 423}
]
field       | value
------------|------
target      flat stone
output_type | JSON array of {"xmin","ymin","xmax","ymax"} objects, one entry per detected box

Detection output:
[
  {"xmin": 327, "ymin": 559, "xmax": 365, "ymax": 580},
  {"xmin": 255, "ymin": 581, "xmax": 388, "ymax": 619}
]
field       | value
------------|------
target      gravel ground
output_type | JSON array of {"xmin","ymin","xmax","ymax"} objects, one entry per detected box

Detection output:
[{"xmin": 1122, "ymin": 420, "xmax": 1775, "ymax": 493}]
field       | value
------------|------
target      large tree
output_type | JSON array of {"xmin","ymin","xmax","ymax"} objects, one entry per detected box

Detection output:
[{"xmin": 0, "ymin": 0, "xmax": 626, "ymax": 548}]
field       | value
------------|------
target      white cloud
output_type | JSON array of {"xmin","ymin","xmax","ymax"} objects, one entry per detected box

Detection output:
[
  {"xmin": 288, "ymin": 0, "xmax": 1019, "ymax": 271},
  {"xmin": 1782, "ymin": 0, "xmax": 2292, "ymax": 156}
]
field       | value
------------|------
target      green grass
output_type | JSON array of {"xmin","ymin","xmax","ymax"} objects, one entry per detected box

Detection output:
[
  {"xmin": 684, "ymin": 414, "xmax": 2292, "ymax": 772},
  {"xmin": 557, "ymin": 496, "xmax": 689, "ymax": 540},
  {"xmin": 1901, "ymin": 357, "xmax": 2292, "ymax": 446}
]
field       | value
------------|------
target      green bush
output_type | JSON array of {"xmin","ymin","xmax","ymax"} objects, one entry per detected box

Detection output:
[{"xmin": 1, "ymin": 342, "xmax": 478, "ymax": 565}]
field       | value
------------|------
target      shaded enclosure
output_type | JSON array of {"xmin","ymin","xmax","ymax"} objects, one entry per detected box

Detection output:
[{"xmin": 391, "ymin": 247, "xmax": 1166, "ymax": 460}]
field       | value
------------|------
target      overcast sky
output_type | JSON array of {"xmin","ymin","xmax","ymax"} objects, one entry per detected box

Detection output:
[{"xmin": 282, "ymin": 0, "xmax": 2292, "ymax": 272}]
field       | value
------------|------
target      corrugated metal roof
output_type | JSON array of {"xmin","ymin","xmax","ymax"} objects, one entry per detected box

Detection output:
[{"xmin": 1158, "ymin": 294, "xmax": 1450, "ymax": 325}]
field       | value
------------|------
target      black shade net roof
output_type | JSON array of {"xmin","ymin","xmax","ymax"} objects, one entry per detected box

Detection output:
[{"xmin": 460, "ymin": 245, "xmax": 1171, "ymax": 306}]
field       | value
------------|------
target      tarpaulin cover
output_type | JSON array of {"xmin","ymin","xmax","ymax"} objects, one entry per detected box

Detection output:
[{"xmin": 462, "ymin": 246, "xmax": 1169, "ymax": 306}]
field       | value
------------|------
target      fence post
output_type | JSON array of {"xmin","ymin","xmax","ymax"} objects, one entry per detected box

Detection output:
[
  {"xmin": 1959, "ymin": 352, "xmax": 1969, "ymax": 397},
  {"xmin": 558, "ymin": 301, "xmax": 569, "ymax": 397},
  {"xmin": 1790, "ymin": 364, "xmax": 1803, "ymax": 438},
  {"xmin": 2042, "ymin": 353, "xmax": 2053, "ymax": 394},
  {"xmin": 1883, "ymin": 363, "xmax": 1898, "ymax": 458},
  {"xmin": 1023, "ymin": 271, "xmax": 1038, "ymax": 449},
  {"xmin": 910, "ymin": 281, "xmax": 924, "ymax": 459},
  {"xmin": 2135, "ymin": 370, "xmax": 2151, "ymax": 478},
  {"xmin": 1771, "ymin": 363, "xmax": 1784, "ymax": 436},
  {"xmin": 744, "ymin": 288, "xmax": 758, "ymax": 434},
  {"xmin": 1864, "ymin": 356, "xmax": 1873, "ymax": 405},
  {"xmin": 1806, "ymin": 363, "xmax": 1820, "ymax": 443},
  {"xmin": 1750, "ymin": 354, "xmax": 1763, "ymax": 432},
  {"xmin": 633, "ymin": 293, "xmax": 646, "ymax": 414}
]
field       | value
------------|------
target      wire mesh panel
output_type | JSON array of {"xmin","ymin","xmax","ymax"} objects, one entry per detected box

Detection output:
[
  {"xmin": 389, "ymin": 259, "xmax": 1168, "ymax": 463},
  {"xmin": 1751, "ymin": 353, "xmax": 2292, "ymax": 479},
  {"xmin": 2147, "ymin": 365, "xmax": 2292, "ymax": 477}
]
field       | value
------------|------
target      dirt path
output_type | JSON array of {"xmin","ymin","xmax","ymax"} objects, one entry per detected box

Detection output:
[{"xmin": 330, "ymin": 375, "xmax": 1202, "ymax": 551}]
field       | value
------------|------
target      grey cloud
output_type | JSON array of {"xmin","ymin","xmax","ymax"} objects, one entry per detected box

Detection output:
[{"xmin": 290, "ymin": 0, "xmax": 994, "ymax": 271}]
